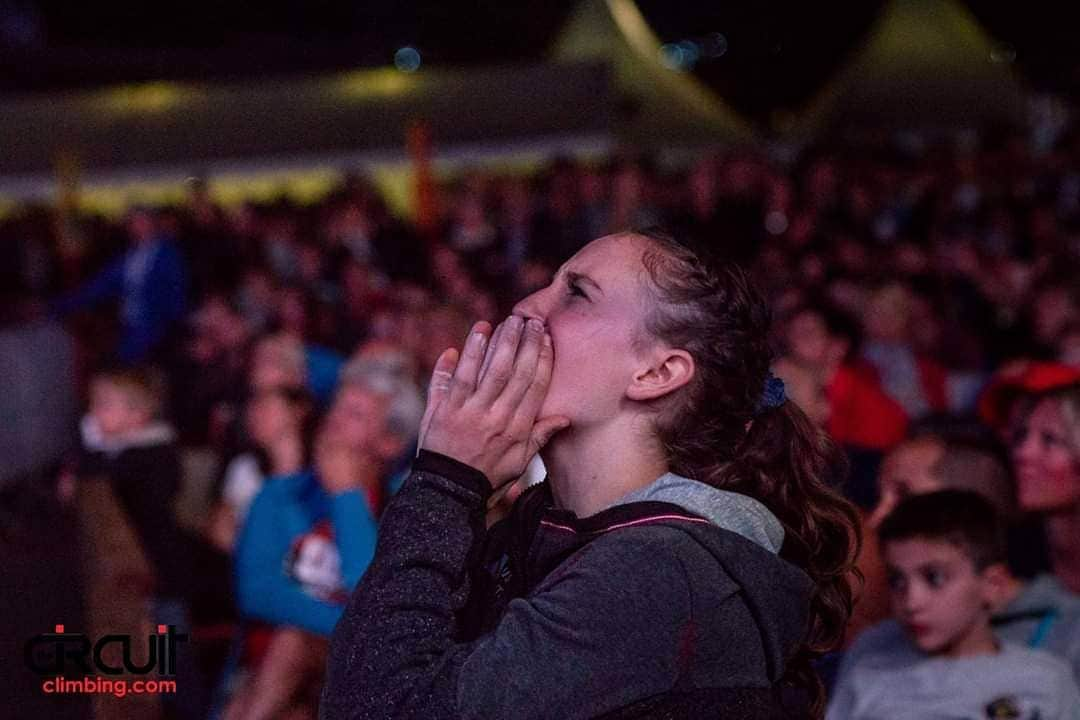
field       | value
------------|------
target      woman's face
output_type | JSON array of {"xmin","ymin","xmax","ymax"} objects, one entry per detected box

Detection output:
[
  {"xmin": 785, "ymin": 311, "xmax": 829, "ymax": 369},
  {"xmin": 512, "ymin": 234, "xmax": 656, "ymax": 427},
  {"xmin": 1012, "ymin": 397, "xmax": 1080, "ymax": 513}
]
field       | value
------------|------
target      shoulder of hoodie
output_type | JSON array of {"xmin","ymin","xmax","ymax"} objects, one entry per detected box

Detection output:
[{"xmin": 540, "ymin": 520, "xmax": 787, "ymax": 598}]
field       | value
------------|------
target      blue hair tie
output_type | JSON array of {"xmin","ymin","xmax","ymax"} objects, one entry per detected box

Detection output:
[{"xmin": 755, "ymin": 374, "xmax": 786, "ymax": 414}]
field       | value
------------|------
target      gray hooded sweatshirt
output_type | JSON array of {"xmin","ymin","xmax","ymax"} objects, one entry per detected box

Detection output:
[{"xmin": 322, "ymin": 451, "xmax": 814, "ymax": 720}]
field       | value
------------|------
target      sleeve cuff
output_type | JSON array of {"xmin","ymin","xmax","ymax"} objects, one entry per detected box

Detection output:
[{"xmin": 414, "ymin": 450, "xmax": 492, "ymax": 500}]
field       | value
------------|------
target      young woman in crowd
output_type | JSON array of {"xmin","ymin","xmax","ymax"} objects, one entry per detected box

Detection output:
[{"xmin": 320, "ymin": 230, "xmax": 860, "ymax": 719}]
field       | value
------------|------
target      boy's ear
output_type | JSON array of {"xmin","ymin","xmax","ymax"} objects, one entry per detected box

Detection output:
[{"xmin": 979, "ymin": 563, "xmax": 1013, "ymax": 610}]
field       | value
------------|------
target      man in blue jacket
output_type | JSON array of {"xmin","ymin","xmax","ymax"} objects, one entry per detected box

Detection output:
[
  {"xmin": 226, "ymin": 364, "xmax": 424, "ymax": 720},
  {"xmin": 53, "ymin": 207, "xmax": 187, "ymax": 364}
]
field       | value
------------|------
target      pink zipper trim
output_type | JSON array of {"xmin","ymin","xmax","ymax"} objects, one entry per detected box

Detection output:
[{"xmin": 540, "ymin": 515, "xmax": 710, "ymax": 534}]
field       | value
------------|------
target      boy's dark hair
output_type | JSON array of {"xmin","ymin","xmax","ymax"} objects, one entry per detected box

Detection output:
[{"xmin": 878, "ymin": 489, "xmax": 1006, "ymax": 571}]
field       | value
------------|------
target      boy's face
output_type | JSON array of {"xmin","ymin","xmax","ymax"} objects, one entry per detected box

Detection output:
[
  {"xmin": 90, "ymin": 382, "xmax": 149, "ymax": 437},
  {"xmin": 884, "ymin": 537, "xmax": 998, "ymax": 657}
]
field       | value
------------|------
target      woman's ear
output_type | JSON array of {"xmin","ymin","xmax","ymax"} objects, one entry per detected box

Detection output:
[{"xmin": 625, "ymin": 349, "xmax": 695, "ymax": 402}]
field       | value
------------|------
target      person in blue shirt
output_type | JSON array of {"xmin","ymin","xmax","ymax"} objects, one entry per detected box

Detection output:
[
  {"xmin": 225, "ymin": 364, "xmax": 424, "ymax": 720},
  {"xmin": 52, "ymin": 207, "xmax": 187, "ymax": 364}
]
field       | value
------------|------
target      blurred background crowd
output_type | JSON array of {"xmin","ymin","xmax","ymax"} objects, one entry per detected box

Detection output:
[{"xmin": 4, "ymin": 1, "xmax": 1080, "ymax": 718}]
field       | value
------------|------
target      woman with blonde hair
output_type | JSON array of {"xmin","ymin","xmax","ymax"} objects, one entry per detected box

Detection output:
[{"xmin": 1012, "ymin": 382, "xmax": 1080, "ymax": 593}]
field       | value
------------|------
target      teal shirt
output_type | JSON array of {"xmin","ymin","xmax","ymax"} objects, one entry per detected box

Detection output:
[{"xmin": 235, "ymin": 470, "xmax": 377, "ymax": 636}]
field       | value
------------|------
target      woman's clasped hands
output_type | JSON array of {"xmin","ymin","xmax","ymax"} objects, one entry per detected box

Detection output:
[{"xmin": 418, "ymin": 315, "xmax": 570, "ymax": 489}]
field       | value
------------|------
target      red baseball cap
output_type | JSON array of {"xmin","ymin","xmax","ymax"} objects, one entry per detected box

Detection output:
[{"xmin": 978, "ymin": 361, "xmax": 1080, "ymax": 428}]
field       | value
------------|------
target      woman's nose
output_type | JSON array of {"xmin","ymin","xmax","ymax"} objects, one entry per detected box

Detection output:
[{"xmin": 512, "ymin": 289, "xmax": 546, "ymax": 322}]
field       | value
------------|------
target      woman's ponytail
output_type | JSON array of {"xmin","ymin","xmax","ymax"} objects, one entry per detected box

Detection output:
[
  {"xmin": 634, "ymin": 228, "xmax": 861, "ymax": 718},
  {"xmin": 723, "ymin": 400, "xmax": 861, "ymax": 717}
]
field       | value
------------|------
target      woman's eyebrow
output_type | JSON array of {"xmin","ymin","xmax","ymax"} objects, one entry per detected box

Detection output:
[{"xmin": 566, "ymin": 270, "xmax": 604, "ymax": 295}]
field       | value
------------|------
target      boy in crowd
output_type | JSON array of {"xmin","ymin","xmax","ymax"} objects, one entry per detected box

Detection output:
[
  {"xmin": 828, "ymin": 490, "xmax": 1080, "ymax": 719},
  {"xmin": 73, "ymin": 366, "xmax": 208, "ymax": 718},
  {"xmin": 862, "ymin": 432, "xmax": 1080, "ymax": 681}
]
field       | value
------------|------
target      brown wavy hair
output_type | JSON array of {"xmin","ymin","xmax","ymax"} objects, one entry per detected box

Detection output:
[{"xmin": 632, "ymin": 229, "xmax": 861, "ymax": 717}]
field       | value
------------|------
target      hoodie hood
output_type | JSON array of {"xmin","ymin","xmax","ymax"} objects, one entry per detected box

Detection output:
[
  {"xmin": 660, "ymin": 512, "xmax": 812, "ymax": 683},
  {"xmin": 502, "ymin": 476, "xmax": 810, "ymax": 685},
  {"xmin": 609, "ymin": 472, "xmax": 785, "ymax": 554}
]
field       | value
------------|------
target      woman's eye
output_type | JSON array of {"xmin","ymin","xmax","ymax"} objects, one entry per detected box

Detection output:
[{"xmin": 568, "ymin": 282, "xmax": 587, "ymax": 299}]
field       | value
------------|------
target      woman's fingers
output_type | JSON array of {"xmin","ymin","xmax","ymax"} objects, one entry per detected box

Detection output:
[
  {"xmin": 528, "ymin": 414, "xmax": 572, "ymax": 456},
  {"xmin": 447, "ymin": 321, "xmax": 491, "ymax": 407},
  {"xmin": 504, "ymin": 330, "xmax": 558, "ymax": 439},
  {"xmin": 488, "ymin": 318, "xmax": 546, "ymax": 414},
  {"xmin": 477, "ymin": 318, "xmax": 507, "ymax": 384},
  {"xmin": 473, "ymin": 315, "xmax": 525, "ymax": 404},
  {"xmin": 417, "ymin": 346, "xmax": 459, "ymax": 454}
]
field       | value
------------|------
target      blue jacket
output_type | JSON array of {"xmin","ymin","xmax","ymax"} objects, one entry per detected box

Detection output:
[
  {"xmin": 53, "ymin": 236, "xmax": 187, "ymax": 363},
  {"xmin": 235, "ymin": 470, "xmax": 377, "ymax": 637}
]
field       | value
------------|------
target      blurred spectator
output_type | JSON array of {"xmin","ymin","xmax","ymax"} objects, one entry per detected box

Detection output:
[
  {"xmin": 783, "ymin": 301, "xmax": 908, "ymax": 452},
  {"xmin": 208, "ymin": 385, "xmax": 314, "ymax": 553},
  {"xmin": 73, "ymin": 366, "xmax": 209, "ymax": 718},
  {"xmin": 1010, "ymin": 383, "xmax": 1080, "ymax": 593},
  {"xmin": 772, "ymin": 356, "xmax": 830, "ymax": 427},
  {"xmin": 860, "ymin": 282, "xmax": 948, "ymax": 419},
  {"xmin": 181, "ymin": 178, "xmax": 244, "ymax": 302},
  {"xmin": 227, "ymin": 364, "xmax": 422, "ymax": 719},
  {"xmin": 52, "ymin": 207, "xmax": 188, "ymax": 364},
  {"xmin": 272, "ymin": 286, "xmax": 344, "ymax": 408},
  {"xmin": 0, "ymin": 293, "xmax": 77, "ymax": 491},
  {"xmin": 172, "ymin": 295, "xmax": 253, "ymax": 445}
]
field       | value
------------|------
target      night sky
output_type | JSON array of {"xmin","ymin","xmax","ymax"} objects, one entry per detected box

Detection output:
[{"xmin": 2, "ymin": 1, "xmax": 1078, "ymax": 112}]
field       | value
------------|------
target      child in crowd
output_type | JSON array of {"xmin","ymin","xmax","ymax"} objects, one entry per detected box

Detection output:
[
  {"xmin": 858, "ymin": 432, "xmax": 1080, "ymax": 680},
  {"xmin": 73, "ymin": 366, "xmax": 209, "ymax": 718},
  {"xmin": 828, "ymin": 490, "xmax": 1080, "ymax": 719}
]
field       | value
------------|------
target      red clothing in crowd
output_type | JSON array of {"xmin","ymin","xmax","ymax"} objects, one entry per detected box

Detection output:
[
  {"xmin": 826, "ymin": 362, "xmax": 909, "ymax": 450},
  {"xmin": 915, "ymin": 355, "xmax": 949, "ymax": 414}
]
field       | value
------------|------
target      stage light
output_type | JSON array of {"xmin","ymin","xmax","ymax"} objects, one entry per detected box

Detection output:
[
  {"xmin": 395, "ymin": 47, "xmax": 422, "ymax": 73},
  {"xmin": 659, "ymin": 43, "xmax": 688, "ymax": 70}
]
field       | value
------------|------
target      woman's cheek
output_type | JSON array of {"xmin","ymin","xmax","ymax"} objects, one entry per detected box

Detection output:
[{"xmin": 1053, "ymin": 454, "xmax": 1080, "ymax": 505}]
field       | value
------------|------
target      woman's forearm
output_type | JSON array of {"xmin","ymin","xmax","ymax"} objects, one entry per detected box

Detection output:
[{"xmin": 320, "ymin": 450, "xmax": 491, "ymax": 720}]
